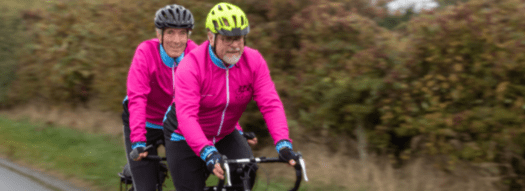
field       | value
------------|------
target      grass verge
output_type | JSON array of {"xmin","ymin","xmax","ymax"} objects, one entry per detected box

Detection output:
[
  {"xmin": 0, "ymin": 116, "xmax": 129, "ymax": 190},
  {"xmin": 0, "ymin": 116, "xmax": 340, "ymax": 191}
]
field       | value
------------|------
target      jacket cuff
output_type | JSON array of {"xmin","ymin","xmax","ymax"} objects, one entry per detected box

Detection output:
[
  {"xmin": 275, "ymin": 139, "xmax": 293, "ymax": 153},
  {"xmin": 131, "ymin": 142, "xmax": 146, "ymax": 150},
  {"xmin": 200, "ymin": 145, "xmax": 218, "ymax": 161}
]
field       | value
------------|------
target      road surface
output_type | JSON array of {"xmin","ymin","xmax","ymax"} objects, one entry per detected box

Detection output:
[{"xmin": 0, "ymin": 157, "xmax": 87, "ymax": 191}]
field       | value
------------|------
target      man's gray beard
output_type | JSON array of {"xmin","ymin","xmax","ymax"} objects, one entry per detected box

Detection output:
[{"xmin": 223, "ymin": 54, "xmax": 242, "ymax": 65}]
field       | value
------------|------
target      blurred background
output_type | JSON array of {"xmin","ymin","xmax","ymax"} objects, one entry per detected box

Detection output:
[{"xmin": 0, "ymin": 0, "xmax": 524, "ymax": 190}]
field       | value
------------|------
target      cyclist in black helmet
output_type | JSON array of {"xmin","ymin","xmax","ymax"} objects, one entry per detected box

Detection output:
[{"xmin": 122, "ymin": 4, "xmax": 197, "ymax": 191}]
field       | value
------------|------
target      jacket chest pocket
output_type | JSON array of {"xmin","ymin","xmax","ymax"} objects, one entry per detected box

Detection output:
[{"xmin": 232, "ymin": 84, "xmax": 253, "ymax": 104}]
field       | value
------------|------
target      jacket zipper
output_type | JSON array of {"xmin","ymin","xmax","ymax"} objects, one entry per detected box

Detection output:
[{"xmin": 214, "ymin": 69, "xmax": 230, "ymax": 144}]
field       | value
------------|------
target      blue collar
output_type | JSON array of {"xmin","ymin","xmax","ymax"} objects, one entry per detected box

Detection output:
[
  {"xmin": 208, "ymin": 44, "xmax": 234, "ymax": 70},
  {"xmin": 160, "ymin": 44, "xmax": 184, "ymax": 68}
]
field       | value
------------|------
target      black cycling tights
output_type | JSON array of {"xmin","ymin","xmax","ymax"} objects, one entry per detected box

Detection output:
[
  {"xmin": 123, "ymin": 125, "xmax": 164, "ymax": 191},
  {"xmin": 164, "ymin": 129, "xmax": 257, "ymax": 191}
]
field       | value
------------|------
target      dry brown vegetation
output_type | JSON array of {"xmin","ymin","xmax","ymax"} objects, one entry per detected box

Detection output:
[
  {"xmin": 0, "ymin": 104, "xmax": 502, "ymax": 191},
  {"xmin": 1, "ymin": 0, "xmax": 525, "ymax": 190}
]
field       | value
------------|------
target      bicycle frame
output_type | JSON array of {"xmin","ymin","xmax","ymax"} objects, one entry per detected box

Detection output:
[{"xmin": 119, "ymin": 155, "xmax": 167, "ymax": 191}]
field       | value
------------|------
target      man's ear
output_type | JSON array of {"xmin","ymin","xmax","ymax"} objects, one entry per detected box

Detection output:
[
  {"xmin": 156, "ymin": 29, "xmax": 163, "ymax": 44},
  {"xmin": 207, "ymin": 31, "xmax": 215, "ymax": 46}
]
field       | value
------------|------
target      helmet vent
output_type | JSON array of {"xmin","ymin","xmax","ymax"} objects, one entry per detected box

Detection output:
[
  {"xmin": 241, "ymin": 16, "xmax": 244, "ymax": 25},
  {"xmin": 232, "ymin": 16, "xmax": 237, "ymax": 27},
  {"xmin": 222, "ymin": 18, "xmax": 229, "ymax": 27},
  {"xmin": 218, "ymin": 5, "xmax": 223, "ymax": 11},
  {"xmin": 227, "ymin": 5, "xmax": 232, "ymax": 10},
  {"xmin": 211, "ymin": 10, "xmax": 215, "ymax": 15}
]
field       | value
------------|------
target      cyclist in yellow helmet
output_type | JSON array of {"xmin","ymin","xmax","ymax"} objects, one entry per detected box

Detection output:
[{"xmin": 162, "ymin": 2, "xmax": 300, "ymax": 190}]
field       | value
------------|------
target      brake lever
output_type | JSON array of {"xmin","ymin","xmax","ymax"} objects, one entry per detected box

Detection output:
[
  {"xmin": 222, "ymin": 156, "xmax": 232, "ymax": 187},
  {"xmin": 297, "ymin": 152, "xmax": 308, "ymax": 182}
]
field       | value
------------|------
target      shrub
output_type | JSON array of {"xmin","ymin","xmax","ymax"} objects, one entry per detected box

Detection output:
[
  {"xmin": 9, "ymin": 0, "xmax": 217, "ymax": 110},
  {"xmin": 381, "ymin": 0, "xmax": 525, "ymax": 187},
  {"xmin": 0, "ymin": 14, "xmax": 23, "ymax": 107}
]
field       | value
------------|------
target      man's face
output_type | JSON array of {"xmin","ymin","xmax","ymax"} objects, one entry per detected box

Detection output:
[
  {"xmin": 209, "ymin": 33, "xmax": 244, "ymax": 65},
  {"xmin": 157, "ymin": 28, "xmax": 188, "ymax": 58}
]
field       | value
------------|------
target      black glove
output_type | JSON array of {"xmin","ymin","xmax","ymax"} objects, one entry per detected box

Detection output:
[
  {"xmin": 129, "ymin": 143, "xmax": 151, "ymax": 160},
  {"xmin": 205, "ymin": 150, "xmax": 225, "ymax": 174},
  {"xmin": 242, "ymin": 131, "xmax": 256, "ymax": 140},
  {"xmin": 278, "ymin": 147, "xmax": 299, "ymax": 165}
]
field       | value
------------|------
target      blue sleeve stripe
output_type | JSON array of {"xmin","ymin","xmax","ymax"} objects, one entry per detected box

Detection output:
[
  {"xmin": 170, "ymin": 132, "xmax": 186, "ymax": 141},
  {"xmin": 200, "ymin": 146, "xmax": 218, "ymax": 161},
  {"xmin": 122, "ymin": 96, "xmax": 128, "ymax": 104},
  {"xmin": 163, "ymin": 105, "xmax": 172, "ymax": 123},
  {"xmin": 131, "ymin": 142, "xmax": 146, "ymax": 150},
  {"xmin": 145, "ymin": 122, "xmax": 163, "ymax": 129},
  {"xmin": 275, "ymin": 140, "xmax": 293, "ymax": 153}
]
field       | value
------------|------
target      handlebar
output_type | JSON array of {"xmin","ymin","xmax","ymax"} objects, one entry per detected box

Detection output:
[
  {"xmin": 217, "ymin": 152, "xmax": 308, "ymax": 191},
  {"xmin": 142, "ymin": 155, "xmax": 166, "ymax": 161},
  {"xmin": 129, "ymin": 144, "xmax": 166, "ymax": 161},
  {"xmin": 131, "ymin": 144, "xmax": 308, "ymax": 191}
]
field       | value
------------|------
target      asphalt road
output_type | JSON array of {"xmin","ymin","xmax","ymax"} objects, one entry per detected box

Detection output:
[{"xmin": 0, "ymin": 157, "xmax": 87, "ymax": 191}]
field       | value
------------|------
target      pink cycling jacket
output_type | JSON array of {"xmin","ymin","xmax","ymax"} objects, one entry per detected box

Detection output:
[
  {"xmin": 126, "ymin": 38, "xmax": 197, "ymax": 143},
  {"xmin": 174, "ymin": 41, "xmax": 292, "ymax": 157}
]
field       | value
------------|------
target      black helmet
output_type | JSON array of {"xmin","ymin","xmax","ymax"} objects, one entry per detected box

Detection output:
[{"xmin": 154, "ymin": 4, "xmax": 194, "ymax": 29}]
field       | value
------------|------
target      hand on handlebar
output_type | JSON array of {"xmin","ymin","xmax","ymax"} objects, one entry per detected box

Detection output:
[
  {"xmin": 135, "ymin": 151, "xmax": 149, "ymax": 161},
  {"xmin": 247, "ymin": 138, "xmax": 258, "ymax": 146},
  {"xmin": 130, "ymin": 144, "xmax": 151, "ymax": 161},
  {"xmin": 205, "ymin": 151, "xmax": 226, "ymax": 180},
  {"xmin": 213, "ymin": 163, "xmax": 225, "ymax": 180},
  {"xmin": 242, "ymin": 132, "xmax": 258, "ymax": 146},
  {"xmin": 278, "ymin": 147, "xmax": 299, "ymax": 167}
]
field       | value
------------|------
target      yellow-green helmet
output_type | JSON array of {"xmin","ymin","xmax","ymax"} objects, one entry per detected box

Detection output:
[{"xmin": 205, "ymin": 2, "xmax": 250, "ymax": 36}]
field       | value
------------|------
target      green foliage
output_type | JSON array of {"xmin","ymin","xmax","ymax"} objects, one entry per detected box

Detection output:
[
  {"xmin": 5, "ymin": 0, "xmax": 525, "ymax": 188},
  {"xmin": 0, "ymin": 14, "xmax": 20, "ymax": 107},
  {"xmin": 9, "ymin": 0, "xmax": 217, "ymax": 111},
  {"xmin": 375, "ymin": 8, "xmax": 416, "ymax": 30},
  {"xmin": 288, "ymin": 1, "xmax": 403, "ymax": 137},
  {"xmin": 381, "ymin": 0, "xmax": 525, "ymax": 186}
]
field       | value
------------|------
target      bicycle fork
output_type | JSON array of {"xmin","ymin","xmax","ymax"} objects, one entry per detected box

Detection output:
[{"xmin": 231, "ymin": 162, "xmax": 257, "ymax": 191}]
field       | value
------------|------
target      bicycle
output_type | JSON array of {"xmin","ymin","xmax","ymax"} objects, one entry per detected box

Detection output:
[
  {"xmin": 119, "ymin": 147, "xmax": 309, "ymax": 191},
  {"xmin": 119, "ymin": 141, "xmax": 168, "ymax": 191}
]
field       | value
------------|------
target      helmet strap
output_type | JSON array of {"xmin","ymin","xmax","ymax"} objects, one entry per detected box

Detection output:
[
  {"xmin": 160, "ymin": 28, "xmax": 165, "ymax": 47},
  {"xmin": 212, "ymin": 33, "xmax": 218, "ymax": 56},
  {"xmin": 212, "ymin": 33, "xmax": 229, "ymax": 66}
]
